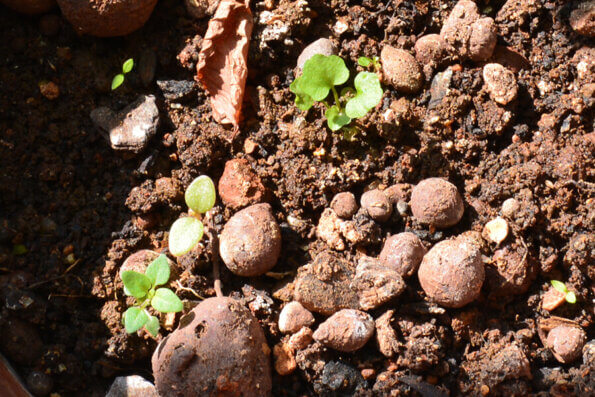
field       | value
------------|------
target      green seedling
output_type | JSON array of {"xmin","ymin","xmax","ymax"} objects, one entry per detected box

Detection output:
[
  {"xmin": 290, "ymin": 54, "xmax": 383, "ymax": 131},
  {"xmin": 551, "ymin": 280, "xmax": 577, "ymax": 304},
  {"xmin": 358, "ymin": 56, "xmax": 381, "ymax": 72},
  {"xmin": 122, "ymin": 254, "xmax": 183, "ymax": 336},
  {"xmin": 111, "ymin": 58, "xmax": 134, "ymax": 90},
  {"xmin": 168, "ymin": 175, "xmax": 216, "ymax": 257}
]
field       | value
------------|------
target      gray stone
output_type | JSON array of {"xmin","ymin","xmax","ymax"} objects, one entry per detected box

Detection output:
[
  {"xmin": 296, "ymin": 38, "xmax": 337, "ymax": 71},
  {"xmin": 106, "ymin": 375, "xmax": 158, "ymax": 397},
  {"xmin": 91, "ymin": 95, "xmax": 159, "ymax": 153}
]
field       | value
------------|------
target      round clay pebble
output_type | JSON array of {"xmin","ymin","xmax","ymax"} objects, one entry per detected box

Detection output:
[
  {"xmin": 56, "ymin": 0, "xmax": 158, "ymax": 37},
  {"xmin": 469, "ymin": 18, "xmax": 497, "ymax": 61},
  {"xmin": 483, "ymin": 63, "xmax": 518, "ymax": 105},
  {"xmin": 152, "ymin": 297, "xmax": 271, "ymax": 396},
  {"xmin": 219, "ymin": 203, "xmax": 281, "ymax": 276},
  {"xmin": 218, "ymin": 158, "xmax": 267, "ymax": 210},
  {"xmin": 278, "ymin": 301, "xmax": 315, "ymax": 334},
  {"xmin": 418, "ymin": 233, "xmax": 485, "ymax": 308},
  {"xmin": 410, "ymin": 178, "xmax": 464, "ymax": 228},
  {"xmin": 313, "ymin": 309, "xmax": 374, "ymax": 352},
  {"xmin": 546, "ymin": 325, "xmax": 587, "ymax": 364},
  {"xmin": 296, "ymin": 38, "xmax": 337, "ymax": 71},
  {"xmin": 330, "ymin": 192, "xmax": 358, "ymax": 219},
  {"xmin": 360, "ymin": 189, "xmax": 392, "ymax": 223},
  {"xmin": 414, "ymin": 34, "xmax": 447, "ymax": 69},
  {"xmin": 380, "ymin": 46, "xmax": 423, "ymax": 94},
  {"xmin": 501, "ymin": 198, "xmax": 520, "ymax": 219},
  {"xmin": 379, "ymin": 232, "xmax": 427, "ymax": 278}
]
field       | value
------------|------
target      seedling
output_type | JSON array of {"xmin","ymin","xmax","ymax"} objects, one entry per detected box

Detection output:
[
  {"xmin": 290, "ymin": 54, "xmax": 383, "ymax": 131},
  {"xmin": 168, "ymin": 175, "xmax": 216, "ymax": 257},
  {"xmin": 111, "ymin": 58, "xmax": 134, "ymax": 90},
  {"xmin": 122, "ymin": 254, "xmax": 183, "ymax": 336},
  {"xmin": 550, "ymin": 280, "xmax": 577, "ymax": 304},
  {"xmin": 358, "ymin": 56, "xmax": 381, "ymax": 72}
]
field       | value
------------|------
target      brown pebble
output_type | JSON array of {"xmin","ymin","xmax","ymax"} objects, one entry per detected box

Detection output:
[
  {"xmin": 414, "ymin": 34, "xmax": 447, "ymax": 74},
  {"xmin": 353, "ymin": 256, "xmax": 405, "ymax": 310},
  {"xmin": 418, "ymin": 232, "xmax": 485, "ymax": 308},
  {"xmin": 273, "ymin": 342, "xmax": 296, "ymax": 375},
  {"xmin": 546, "ymin": 325, "xmax": 587, "ymax": 363},
  {"xmin": 380, "ymin": 46, "xmax": 423, "ymax": 94},
  {"xmin": 361, "ymin": 189, "xmax": 392, "ymax": 222},
  {"xmin": 278, "ymin": 302, "xmax": 315, "ymax": 334},
  {"xmin": 410, "ymin": 178, "xmax": 464, "ymax": 228},
  {"xmin": 375, "ymin": 310, "xmax": 399, "ymax": 357},
  {"xmin": 313, "ymin": 309, "xmax": 374, "ymax": 352},
  {"xmin": 480, "ymin": 384, "xmax": 490, "ymax": 395},
  {"xmin": 379, "ymin": 232, "xmax": 426, "ymax": 278},
  {"xmin": 542, "ymin": 287, "xmax": 567, "ymax": 311},
  {"xmin": 501, "ymin": 198, "xmax": 520, "ymax": 219},
  {"xmin": 361, "ymin": 369, "xmax": 376, "ymax": 380},
  {"xmin": 296, "ymin": 38, "xmax": 337, "ymax": 71},
  {"xmin": 57, "ymin": 0, "xmax": 158, "ymax": 37},
  {"xmin": 316, "ymin": 208, "xmax": 346, "ymax": 251},
  {"xmin": 570, "ymin": 2, "xmax": 595, "ymax": 37},
  {"xmin": 39, "ymin": 81, "xmax": 59, "ymax": 100},
  {"xmin": 469, "ymin": 18, "xmax": 497, "ymax": 62},
  {"xmin": 330, "ymin": 192, "xmax": 358, "ymax": 219},
  {"xmin": 218, "ymin": 158, "xmax": 267, "ymax": 210},
  {"xmin": 483, "ymin": 63, "xmax": 518, "ymax": 105},
  {"xmin": 219, "ymin": 203, "xmax": 281, "ymax": 276},
  {"xmin": 287, "ymin": 327, "xmax": 313, "ymax": 351}
]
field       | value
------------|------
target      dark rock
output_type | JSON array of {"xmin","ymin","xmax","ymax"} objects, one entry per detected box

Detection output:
[{"xmin": 156, "ymin": 80, "xmax": 196, "ymax": 101}]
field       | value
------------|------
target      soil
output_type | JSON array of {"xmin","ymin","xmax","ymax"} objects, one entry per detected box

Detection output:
[{"xmin": 0, "ymin": 0, "xmax": 593, "ymax": 396}]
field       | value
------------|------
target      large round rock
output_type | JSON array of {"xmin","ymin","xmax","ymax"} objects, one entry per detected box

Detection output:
[
  {"xmin": 219, "ymin": 203, "xmax": 281, "ymax": 276},
  {"xmin": 410, "ymin": 178, "xmax": 464, "ymax": 228},
  {"xmin": 418, "ymin": 232, "xmax": 484, "ymax": 308},
  {"xmin": 379, "ymin": 232, "xmax": 426, "ymax": 278},
  {"xmin": 152, "ymin": 297, "xmax": 272, "ymax": 396},
  {"xmin": 57, "ymin": 0, "xmax": 157, "ymax": 37}
]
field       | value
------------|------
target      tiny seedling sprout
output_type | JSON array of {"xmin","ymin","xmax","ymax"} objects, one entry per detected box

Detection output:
[
  {"xmin": 357, "ymin": 56, "xmax": 381, "ymax": 72},
  {"xmin": 168, "ymin": 175, "xmax": 217, "ymax": 257},
  {"xmin": 121, "ymin": 254, "xmax": 183, "ymax": 336},
  {"xmin": 290, "ymin": 54, "xmax": 383, "ymax": 132},
  {"xmin": 111, "ymin": 58, "xmax": 134, "ymax": 90},
  {"xmin": 550, "ymin": 280, "xmax": 577, "ymax": 304}
]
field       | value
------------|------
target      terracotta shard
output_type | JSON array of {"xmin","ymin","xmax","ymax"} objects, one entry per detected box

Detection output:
[{"xmin": 197, "ymin": 0, "xmax": 252, "ymax": 133}]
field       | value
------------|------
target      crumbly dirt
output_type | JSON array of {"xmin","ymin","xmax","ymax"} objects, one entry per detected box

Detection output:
[{"xmin": 0, "ymin": 0, "xmax": 593, "ymax": 395}]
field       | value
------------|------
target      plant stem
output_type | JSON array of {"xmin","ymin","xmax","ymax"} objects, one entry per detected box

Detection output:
[
  {"xmin": 331, "ymin": 86, "xmax": 341, "ymax": 108},
  {"xmin": 204, "ymin": 211, "xmax": 223, "ymax": 298}
]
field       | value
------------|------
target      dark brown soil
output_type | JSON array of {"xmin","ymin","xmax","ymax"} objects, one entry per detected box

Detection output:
[{"xmin": 0, "ymin": 0, "xmax": 593, "ymax": 396}]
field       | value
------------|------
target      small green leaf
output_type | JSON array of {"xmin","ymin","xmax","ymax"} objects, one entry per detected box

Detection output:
[
  {"xmin": 358, "ymin": 57, "xmax": 372, "ymax": 67},
  {"xmin": 151, "ymin": 288, "xmax": 183, "ymax": 313},
  {"xmin": 121, "ymin": 271, "xmax": 152, "ymax": 298},
  {"xmin": 185, "ymin": 175, "xmax": 216, "ymax": 214},
  {"xmin": 12, "ymin": 244, "xmax": 27, "ymax": 255},
  {"xmin": 122, "ymin": 58, "xmax": 134, "ymax": 74},
  {"xmin": 145, "ymin": 254, "xmax": 170, "ymax": 287},
  {"xmin": 290, "ymin": 77, "xmax": 315, "ymax": 111},
  {"xmin": 297, "ymin": 54, "xmax": 350, "ymax": 102},
  {"xmin": 345, "ymin": 71, "xmax": 383, "ymax": 119},
  {"xmin": 565, "ymin": 291, "xmax": 576, "ymax": 304},
  {"xmin": 145, "ymin": 315, "xmax": 160, "ymax": 337},
  {"xmin": 325, "ymin": 105, "xmax": 351, "ymax": 131},
  {"xmin": 111, "ymin": 74, "xmax": 125, "ymax": 90},
  {"xmin": 550, "ymin": 280, "xmax": 568, "ymax": 293},
  {"xmin": 168, "ymin": 217, "xmax": 204, "ymax": 257},
  {"xmin": 123, "ymin": 307, "xmax": 149, "ymax": 333}
]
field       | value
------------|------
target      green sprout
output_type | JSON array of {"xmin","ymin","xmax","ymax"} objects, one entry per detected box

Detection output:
[
  {"xmin": 358, "ymin": 56, "xmax": 381, "ymax": 72},
  {"xmin": 111, "ymin": 58, "xmax": 134, "ymax": 90},
  {"xmin": 168, "ymin": 175, "xmax": 216, "ymax": 257},
  {"xmin": 122, "ymin": 254, "xmax": 183, "ymax": 336},
  {"xmin": 290, "ymin": 54, "xmax": 383, "ymax": 131},
  {"xmin": 551, "ymin": 280, "xmax": 577, "ymax": 304}
]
